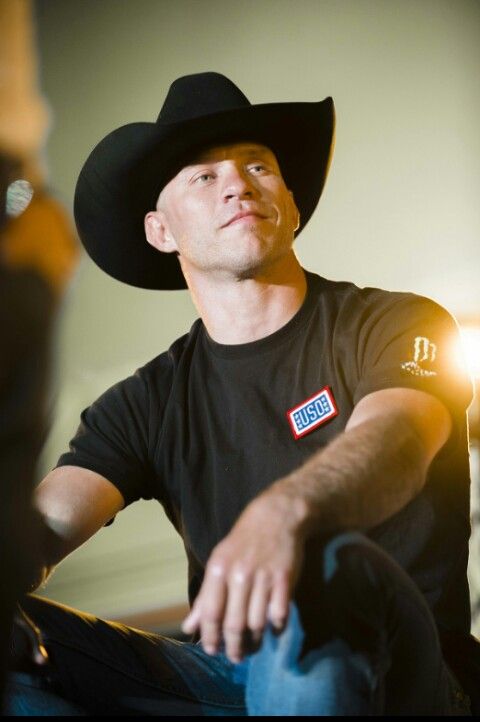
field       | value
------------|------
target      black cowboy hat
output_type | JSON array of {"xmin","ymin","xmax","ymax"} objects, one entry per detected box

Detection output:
[{"xmin": 74, "ymin": 72, "xmax": 335, "ymax": 290}]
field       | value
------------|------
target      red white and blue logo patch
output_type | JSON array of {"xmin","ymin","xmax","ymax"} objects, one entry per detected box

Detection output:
[{"xmin": 286, "ymin": 386, "xmax": 338, "ymax": 440}]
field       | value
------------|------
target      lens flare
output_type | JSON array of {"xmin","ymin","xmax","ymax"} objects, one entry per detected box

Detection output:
[{"xmin": 460, "ymin": 326, "xmax": 480, "ymax": 381}]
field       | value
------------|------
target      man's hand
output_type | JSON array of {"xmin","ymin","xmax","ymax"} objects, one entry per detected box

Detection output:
[
  {"xmin": 181, "ymin": 492, "xmax": 307, "ymax": 663},
  {"xmin": 10, "ymin": 605, "xmax": 49, "ymax": 671}
]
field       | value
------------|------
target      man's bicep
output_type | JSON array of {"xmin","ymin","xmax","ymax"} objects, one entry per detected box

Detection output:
[
  {"xmin": 346, "ymin": 387, "xmax": 452, "ymax": 469},
  {"xmin": 34, "ymin": 466, "xmax": 126, "ymax": 566}
]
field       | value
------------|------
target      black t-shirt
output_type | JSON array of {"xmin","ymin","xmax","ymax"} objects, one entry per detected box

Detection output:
[{"xmin": 57, "ymin": 270, "xmax": 473, "ymax": 634}]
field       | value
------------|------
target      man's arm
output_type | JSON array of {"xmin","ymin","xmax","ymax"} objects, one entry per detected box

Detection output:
[
  {"xmin": 9, "ymin": 466, "xmax": 125, "ymax": 671},
  {"xmin": 29, "ymin": 466, "xmax": 126, "ymax": 589},
  {"xmin": 182, "ymin": 387, "xmax": 452, "ymax": 662},
  {"xmin": 272, "ymin": 385, "xmax": 451, "ymax": 539}
]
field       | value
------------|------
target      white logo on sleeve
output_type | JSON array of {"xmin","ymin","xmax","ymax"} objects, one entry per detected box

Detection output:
[{"xmin": 401, "ymin": 336, "xmax": 438, "ymax": 377}]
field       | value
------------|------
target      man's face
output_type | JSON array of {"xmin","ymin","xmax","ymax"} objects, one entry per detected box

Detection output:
[{"xmin": 145, "ymin": 142, "xmax": 300, "ymax": 281}]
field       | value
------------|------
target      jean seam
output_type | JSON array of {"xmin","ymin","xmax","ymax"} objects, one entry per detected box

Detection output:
[{"xmin": 45, "ymin": 637, "xmax": 246, "ymax": 709}]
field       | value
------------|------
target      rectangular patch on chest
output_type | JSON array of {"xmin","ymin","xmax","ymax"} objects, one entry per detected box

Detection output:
[{"xmin": 286, "ymin": 386, "xmax": 338, "ymax": 439}]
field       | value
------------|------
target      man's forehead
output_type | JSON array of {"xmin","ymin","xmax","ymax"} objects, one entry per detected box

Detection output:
[
  {"xmin": 158, "ymin": 141, "xmax": 281, "ymax": 204},
  {"xmin": 187, "ymin": 141, "xmax": 277, "ymax": 165}
]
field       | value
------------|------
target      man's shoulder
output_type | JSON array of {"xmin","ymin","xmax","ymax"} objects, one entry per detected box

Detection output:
[{"xmin": 307, "ymin": 271, "xmax": 452, "ymax": 321}]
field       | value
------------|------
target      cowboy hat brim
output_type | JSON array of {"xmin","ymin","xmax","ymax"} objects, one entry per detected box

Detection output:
[{"xmin": 74, "ymin": 98, "xmax": 335, "ymax": 290}]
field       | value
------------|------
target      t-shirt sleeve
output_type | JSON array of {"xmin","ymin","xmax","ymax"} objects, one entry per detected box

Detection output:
[
  {"xmin": 352, "ymin": 293, "xmax": 473, "ymax": 453},
  {"xmin": 55, "ymin": 370, "xmax": 154, "ymax": 507}
]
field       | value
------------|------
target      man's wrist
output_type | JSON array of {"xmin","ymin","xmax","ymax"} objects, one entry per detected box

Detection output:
[
  {"xmin": 260, "ymin": 479, "xmax": 314, "ymax": 540},
  {"xmin": 25, "ymin": 565, "xmax": 50, "ymax": 594}
]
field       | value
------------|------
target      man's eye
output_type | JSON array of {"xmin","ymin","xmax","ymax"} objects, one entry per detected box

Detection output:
[
  {"xmin": 248, "ymin": 164, "xmax": 267, "ymax": 174},
  {"xmin": 194, "ymin": 173, "xmax": 215, "ymax": 183}
]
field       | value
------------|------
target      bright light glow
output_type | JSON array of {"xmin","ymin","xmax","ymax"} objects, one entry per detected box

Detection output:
[{"xmin": 460, "ymin": 326, "xmax": 480, "ymax": 380}]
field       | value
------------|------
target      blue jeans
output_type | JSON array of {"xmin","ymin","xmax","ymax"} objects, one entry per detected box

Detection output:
[{"xmin": 3, "ymin": 532, "xmax": 471, "ymax": 715}]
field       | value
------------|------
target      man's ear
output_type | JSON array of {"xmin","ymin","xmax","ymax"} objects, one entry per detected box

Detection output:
[
  {"xmin": 144, "ymin": 210, "xmax": 178, "ymax": 253},
  {"xmin": 289, "ymin": 191, "xmax": 300, "ymax": 232}
]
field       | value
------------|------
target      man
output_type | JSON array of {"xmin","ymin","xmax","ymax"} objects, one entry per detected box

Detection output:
[{"xmin": 5, "ymin": 72, "xmax": 476, "ymax": 715}]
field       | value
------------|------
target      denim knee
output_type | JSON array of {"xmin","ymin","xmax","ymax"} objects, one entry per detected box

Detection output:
[
  {"xmin": 294, "ymin": 530, "xmax": 439, "ymax": 661},
  {"xmin": 298, "ymin": 532, "xmax": 396, "ymax": 619}
]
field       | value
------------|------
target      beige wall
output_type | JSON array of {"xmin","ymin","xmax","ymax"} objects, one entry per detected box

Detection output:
[{"xmin": 35, "ymin": 0, "xmax": 480, "ymax": 618}]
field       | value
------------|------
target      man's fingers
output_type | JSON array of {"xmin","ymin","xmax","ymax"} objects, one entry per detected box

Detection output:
[
  {"xmin": 189, "ymin": 561, "xmax": 228, "ymax": 654},
  {"xmin": 223, "ymin": 568, "xmax": 252, "ymax": 662},
  {"xmin": 247, "ymin": 570, "xmax": 269, "ymax": 637},
  {"xmin": 268, "ymin": 573, "xmax": 290, "ymax": 631},
  {"xmin": 181, "ymin": 604, "xmax": 201, "ymax": 634},
  {"xmin": 11, "ymin": 609, "xmax": 50, "ymax": 668},
  {"xmin": 33, "ymin": 643, "xmax": 49, "ymax": 665}
]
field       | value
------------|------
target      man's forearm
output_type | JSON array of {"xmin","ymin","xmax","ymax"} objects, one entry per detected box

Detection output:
[
  {"xmin": 264, "ymin": 412, "xmax": 428, "ymax": 540},
  {"xmin": 4, "ymin": 504, "xmax": 57, "ymax": 596},
  {"xmin": 186, "ymin": 392, "xmax": 449, "ymax": 661}
]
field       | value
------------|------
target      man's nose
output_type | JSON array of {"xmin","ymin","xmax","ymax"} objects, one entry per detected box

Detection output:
[{"xmin": 222, "ymin": 166, "xmax": 258, "ymax": 201}]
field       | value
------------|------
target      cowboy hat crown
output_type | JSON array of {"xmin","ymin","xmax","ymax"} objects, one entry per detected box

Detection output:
[{"xmin": 159, "ymin": 72, "xmax": 251, "ymax": 123}]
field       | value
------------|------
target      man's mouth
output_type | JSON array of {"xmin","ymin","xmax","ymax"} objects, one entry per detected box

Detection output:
[{"xmin": 222, "ymin": 211, "xmax": 267, "ymax": 228}]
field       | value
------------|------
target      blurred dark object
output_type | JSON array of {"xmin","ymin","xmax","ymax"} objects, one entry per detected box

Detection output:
[
  {"xmin": 0, "ymin": 149, "xmax": 55, "ymax": 708},
  {"xmin": 0, "ymin": 1, "xmax": 78, "ymax": 710},
  {"xmin": 0, "ymin": 148, "xmax": 78, "ymax": 710}
]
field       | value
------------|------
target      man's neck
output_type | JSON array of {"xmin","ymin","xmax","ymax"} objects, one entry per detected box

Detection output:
[{"xmin": 182, "ymin": 254, "xmax": 307, "ymax": 345}]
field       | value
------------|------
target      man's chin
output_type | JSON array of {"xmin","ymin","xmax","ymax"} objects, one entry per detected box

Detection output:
[
  {"xmin": 183, "ymin": 241, "xmax": 294, "ymax": 284},
  {"xmin": 228, "ymin": 252, "xmax": 288, "ymax": 281}
]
